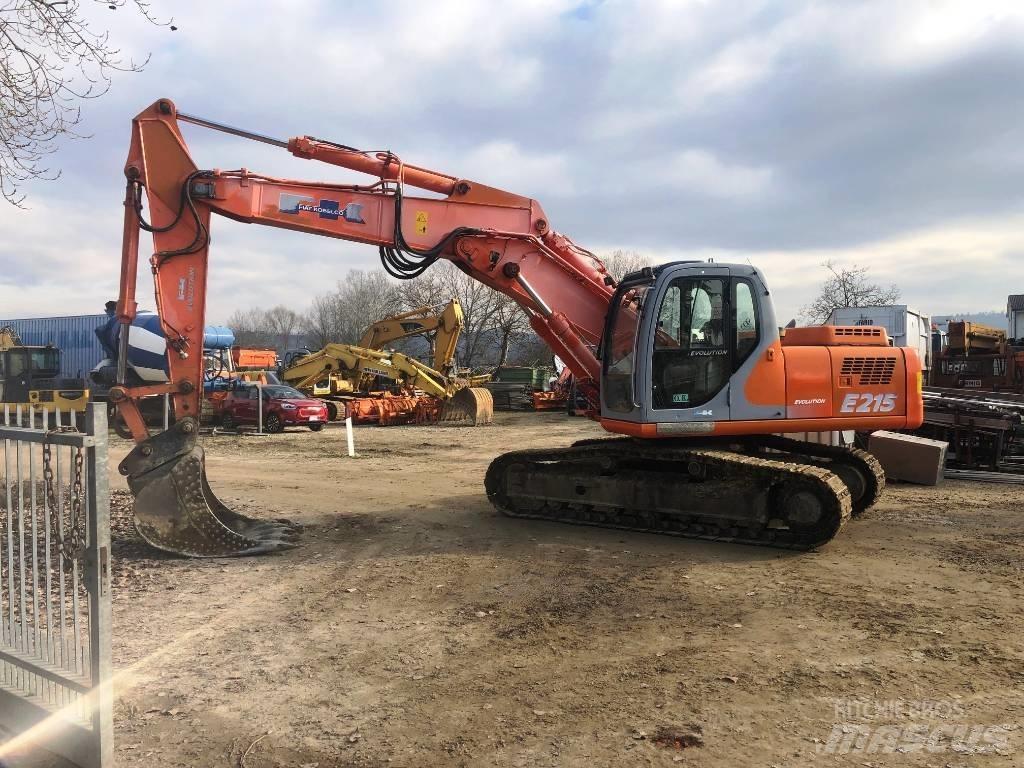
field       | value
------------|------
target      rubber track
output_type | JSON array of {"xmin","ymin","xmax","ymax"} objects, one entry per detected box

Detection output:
[
  {"xmin": 485, "ymin": 442, "xmax": 853, "ymax": 550},
  {"xmin": 571, "ymin": 435, "xmax": 885, "ymax": 516},
  {"xmin": 746, "ymin": 435, "xmax": 885, "ymax": 515}
]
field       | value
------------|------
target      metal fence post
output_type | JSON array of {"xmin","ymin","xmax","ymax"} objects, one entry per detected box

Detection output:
[
  {"xmin": 0, "ymin": 401, "xmax": 112, "ymax": 767},
  {"xmin": 256, "ymin": 382, "xmax": 264, "ymax": 434},
  {"xmin": 84, "ymin": 403, "xmax": 113, "ymax": 766}
]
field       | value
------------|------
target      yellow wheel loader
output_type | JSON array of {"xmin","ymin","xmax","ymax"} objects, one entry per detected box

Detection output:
[{"xmin": 0, "ymin": 326, "xmax": 89, "ymax": 417}]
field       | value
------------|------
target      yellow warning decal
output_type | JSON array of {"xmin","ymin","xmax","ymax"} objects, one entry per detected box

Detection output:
[{"xmin": 414, "ymin": 211, "xmax": 428, "ymax": 235}]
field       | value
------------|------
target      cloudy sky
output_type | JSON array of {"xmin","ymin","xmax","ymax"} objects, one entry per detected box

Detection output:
[{"xmin": 2, "ymin": 0, "xmax": 1022, "ymax": 325}]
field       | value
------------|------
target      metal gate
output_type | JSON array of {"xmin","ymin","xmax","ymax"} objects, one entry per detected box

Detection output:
[{"xmin": 0, "ymin": 403, "xmax": 112, "ymax": 768}]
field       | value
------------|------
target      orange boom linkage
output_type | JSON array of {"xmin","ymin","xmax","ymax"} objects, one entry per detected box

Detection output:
[{"xmin": 113, "ymin": 99, "xmax": 923, "ymax": 558}]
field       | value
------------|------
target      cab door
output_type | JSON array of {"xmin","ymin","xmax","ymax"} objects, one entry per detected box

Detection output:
[{"xmin": 642, "ymin": 265, "xmax": 733, "ymax": 426}]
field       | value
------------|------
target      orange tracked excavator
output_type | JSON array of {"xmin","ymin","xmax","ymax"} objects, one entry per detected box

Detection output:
[{"xmin": 112, "ymin": 99, "xmax": 924, "ymax": 557}]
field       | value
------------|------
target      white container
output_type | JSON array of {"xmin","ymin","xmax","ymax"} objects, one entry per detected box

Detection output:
[
  {"xmin": 827, "ymin": 305, "xmax": 932, "ymax": 371},
  {"xmin": 782, "ymin": 430, "xmax": 855, "ymax": 446}
]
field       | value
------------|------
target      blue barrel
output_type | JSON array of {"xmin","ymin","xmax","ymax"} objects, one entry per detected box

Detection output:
[{"xmin": 203, "ymin": 326, "xmax": 235, "ymax": 350}]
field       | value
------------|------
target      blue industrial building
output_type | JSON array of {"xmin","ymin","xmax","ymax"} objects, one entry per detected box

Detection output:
[{"xmin": 0, "ymin": 314, "xmax": 108, "ymax": 378}]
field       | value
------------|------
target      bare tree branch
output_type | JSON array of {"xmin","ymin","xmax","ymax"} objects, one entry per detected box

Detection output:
[
  {"xmin": 0, "ymin": 0, "xmax": 172, "ymax": 205},
  {"xmin": 306, "ymin": 270, "xmax": 402, "ymax": 348},
  {"xmin": 800, "ymin": 260, "xmax": 902, "ymax": 325},
  {"xmin": 601, "ymin": 249, "xmax": 652, "ymax": 282}
]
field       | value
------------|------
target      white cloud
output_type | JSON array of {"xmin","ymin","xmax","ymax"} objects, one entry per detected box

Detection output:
[
  {"xmin": 457, "ymin": 141, "xmax": 575, "ymax": 198},
  {"xmin": 2, "ymin": 0, "xmax": 1023, "ymax": 329},
  {"xmin": 612, "ymin": 214, "xmax": 1024, "ymax": 323},
  {"xmin": 838, "ymin": 0, "xmax": 1024, "ymax": 72},
  {"xmin": 666, "ymin": 149, "xmax": 775, "ymax": 199}
]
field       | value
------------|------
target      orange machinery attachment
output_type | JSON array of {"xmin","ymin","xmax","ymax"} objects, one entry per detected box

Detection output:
[
  {"xmin": 112, "ymin": 99, "xmax": 923, "ymax": 557},
  {"xmin": 232, "ymin": 347, "xmax": 278, "ymax": 370}
]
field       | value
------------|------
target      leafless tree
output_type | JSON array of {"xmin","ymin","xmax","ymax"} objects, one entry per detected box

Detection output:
[
  {"xmin": 437, "ymin": 265, "xmax": 492, "ymax": 368},
  {"xmin": 801, "ymin": 260, "xmax": 902, "ymax": 325},
  {"xmin": 393, "ymin": 262, "xmax": 535, "ymax": 369},
  {"xmin": 225, "ymin": 307, "xmax": 274, "ymax": 349},
  {"xmin": 438, "ymin": 264, "xmax": 519, "ymax": 368},
  {"xmin": 0, "ymin": 0, "xmax": 173, "ymax": 205},
  {"xmin": 225, "ymin": 305, "xmax": 301, "ymax": 350},
  {"xmin": 305, "ymin": 269, "xmax": 402, "ymax": 347},
  {"xmin": 263, "ymin": 305, "xmax": 302, "ymax": 351},
  {"xmin": 491, "ymin": 292, "xmax": 531, "ymax": 369},
  {"xmin": 508, "ymin": 333, "xmax": 554, "ymax": 367},
  {"xmin": 601, "ymin": 249, "xmax": 653, "ymax": 282}
]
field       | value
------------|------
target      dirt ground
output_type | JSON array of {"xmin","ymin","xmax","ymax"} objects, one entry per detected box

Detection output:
[{"xmin": 8, "ymin": 412, "xmax": 1024, "ymax": 767}]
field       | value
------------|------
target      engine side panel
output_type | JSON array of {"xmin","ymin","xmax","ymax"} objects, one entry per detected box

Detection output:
[{"xmin": 830, "ymin": 346, "xmax": 908, "ymax": 418}]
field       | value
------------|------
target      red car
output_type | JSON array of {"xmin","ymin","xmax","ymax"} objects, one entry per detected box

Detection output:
[{"xmin": 220, "ymin": 384, "xmax": 328, "ymax": 432}]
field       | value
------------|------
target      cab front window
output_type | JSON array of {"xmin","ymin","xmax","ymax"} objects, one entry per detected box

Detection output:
[{"xmin": 651, "ymin": 277, "xmax": 729, "ymax": 409}]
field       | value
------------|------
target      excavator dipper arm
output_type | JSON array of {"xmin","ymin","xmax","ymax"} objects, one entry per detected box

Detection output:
[
  {"xmin": 357, "ymin": 299, "xmax": 465, "ymax": 376},
  {"xmin": 114, "ymin": 99, "xmax": 613, "ymax": 556},
  {"xmin": 281, "ymin": 344, "xmax": 453, "ymax": 399}
]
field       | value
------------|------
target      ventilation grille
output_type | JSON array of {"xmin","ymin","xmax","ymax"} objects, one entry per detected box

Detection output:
[
  {"xmin": 841, "ymin": 356, "xmax": 896, "ymax": 385},
  {"xmin": 834, "ymin": 327, "xmax": 885, "ymax": 338}
]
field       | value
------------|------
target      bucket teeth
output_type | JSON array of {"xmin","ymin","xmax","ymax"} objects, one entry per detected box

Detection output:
[
  {"xmin": 440, "ymin": 387, "xmax": 493, "ymax": 426},
  {"xmin": 121, "ymin": 418, "xmax": 300, "ymax": 557},
  {"xmin": 128, "ymin": 446, "xmax": 299, "ymax": 557}
]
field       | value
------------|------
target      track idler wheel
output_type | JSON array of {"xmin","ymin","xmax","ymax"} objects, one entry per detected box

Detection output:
[
  {"xmin": 119, "ymin": 418, "xmax": 301, "ymax": 557},
  {"xmin": 770, "ymin": 472, "xmax": 849, "ymax": 545},
  {"xmin": 440, "ymin": 387, "xmax": 493, "ymax": 426}
]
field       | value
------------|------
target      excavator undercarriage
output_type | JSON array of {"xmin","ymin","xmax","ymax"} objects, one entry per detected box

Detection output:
[{"xmin": 486, "ymin": 437, "xmax": 883, "ymax": 550}]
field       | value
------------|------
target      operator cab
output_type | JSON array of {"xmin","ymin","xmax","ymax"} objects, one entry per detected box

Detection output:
[{"xmin": 601, "ymin": 261, "xmax": 781, "ymax": 429}]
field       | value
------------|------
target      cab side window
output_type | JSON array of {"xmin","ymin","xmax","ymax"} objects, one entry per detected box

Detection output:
[
  {"xmin": 655, "ymin": 285, "xmax": 682, "ymax": 348},
  {"xmin": 734, "ymin": 280, "xmax": 759, "ymax": 366},
  {"xmin": 7, "ymin": 350, "xmax": 27, "ymax": 378}
]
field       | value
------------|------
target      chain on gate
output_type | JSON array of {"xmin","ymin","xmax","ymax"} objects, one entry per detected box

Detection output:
[{"xmin": 42, "ymin": 426, "xmax": 87, "ymax": 564}]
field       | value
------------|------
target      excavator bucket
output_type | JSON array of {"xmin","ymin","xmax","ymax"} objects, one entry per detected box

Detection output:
[
  {"xmin": 119, "ymin": 418, "xmax": 301, "ymax": 557},
  {"xmin": 440, "ymin": 386, "xmax": 493, "ymax": 426}
]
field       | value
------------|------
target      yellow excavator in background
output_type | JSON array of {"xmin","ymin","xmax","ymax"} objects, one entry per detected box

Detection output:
[
  {"xmin": 281, "ymin": 343, "xmax": 491, "ymax": 425},
  {"xmin": 357, "ymin": 299, "xmax": 492, "ymax": 388},
  {"xmin": 358, "ymin": 299, "xmax": 464, "ymax": 376},
  {"xmin": 281, "ymin": 298, "xmax": 491, "ymax": 424},
  {"xmin": 281, "ymin": 298, "xmax": 466, "ymax": 393}
]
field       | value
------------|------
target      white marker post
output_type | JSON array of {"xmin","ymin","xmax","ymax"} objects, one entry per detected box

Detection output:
[{"xmin": 344, "ymin": 402, "xmax": 355, "ymax": 457}]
